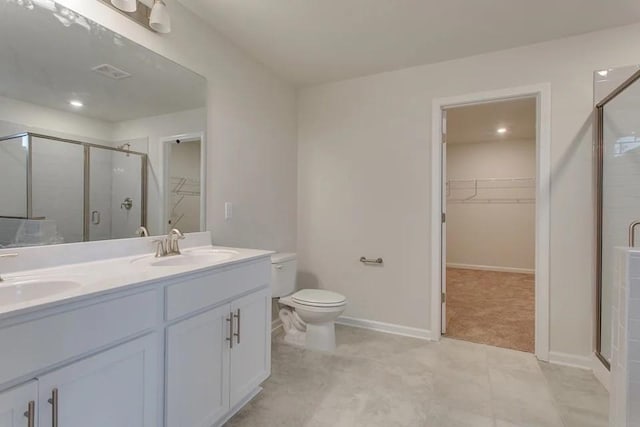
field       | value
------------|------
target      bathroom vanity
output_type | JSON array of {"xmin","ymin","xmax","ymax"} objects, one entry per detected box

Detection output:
[{"xmin": 0, "ymin": 233, "xmax": 272, "ymax": 427}]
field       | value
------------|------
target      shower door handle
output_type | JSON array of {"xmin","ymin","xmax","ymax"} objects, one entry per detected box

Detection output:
[{"xmin": 629, "ymin": 220, "xmax": 640, "ymax": 247}]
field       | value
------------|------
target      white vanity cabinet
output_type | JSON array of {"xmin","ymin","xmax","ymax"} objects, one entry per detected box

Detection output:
[
  {"xmin": 37, "ymin": 334, "xmax": 159, "ymax": 427},
  {"xmin": 0, "ymin": 334, "xmax": 158, "ymax": 427},
  {"xmin": 0, "ymin": 254, "xmax": 272, "ymax": 427},
  {"xmin": 229, "ymin": 289, "xmax": 271, "ymax": 408},
  {"xmin": 0, "ymin": 381, "xmax": 37, "ymax": 427},
  {"xmin": 166, "ymin": 287, "xmax": 271, "ymax": 427},
  {"xmin": 166, "ymin": 305, "xmax": 231, "ymax": 427}
]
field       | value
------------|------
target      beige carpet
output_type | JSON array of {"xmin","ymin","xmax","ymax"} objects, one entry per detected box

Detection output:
[{"xmin": 446, "ymin": 268, "xmax": 535, "ymax": 353}]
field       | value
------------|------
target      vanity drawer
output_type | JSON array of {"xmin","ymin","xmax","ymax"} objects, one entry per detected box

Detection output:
[
  {"xmin": 0, "ymin": 290, "xmax": 157, "ymax": 386},
  {"xmin": 165, "ymin": 259, "xmax": 270, "ymax": 321}
]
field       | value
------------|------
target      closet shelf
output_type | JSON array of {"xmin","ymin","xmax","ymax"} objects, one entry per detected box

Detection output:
[
  {"xmin": 446, "ymin": 177, "xmax": 535, "ymax": 204},
  {"xmin": 170, "ymin": 177, "xmax": 201, "ymax": 197}
]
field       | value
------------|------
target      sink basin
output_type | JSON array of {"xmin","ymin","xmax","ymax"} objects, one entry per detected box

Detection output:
[
  {"xmin": 0, "ymin": 279, "xmax": 82, "ymax": 305},
  {"xmin": 134, "ymin": 248, "xmax": 240, "ymax": 267}
]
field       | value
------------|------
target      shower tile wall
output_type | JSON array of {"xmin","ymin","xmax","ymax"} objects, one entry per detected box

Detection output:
[
  {"xmin": 110, "ymin": 151, "xmax": 143, "ymax": 239},
  {"xmin": 611, "ymin": 248, "xmax": 640, "ymax": 426}
]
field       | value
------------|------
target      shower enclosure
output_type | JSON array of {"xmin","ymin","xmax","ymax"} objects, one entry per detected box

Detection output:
[
  {"xmin": 596, "ymin": 69, "xmax": 640, "ymax": 369},
  {"xmin": 0, "ymin": 132, "xmax": 147, "ymax": 247}
]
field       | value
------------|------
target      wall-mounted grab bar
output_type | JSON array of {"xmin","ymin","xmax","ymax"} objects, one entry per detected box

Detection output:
[
  {"xmin": 360, "ymin": 257, "xmax": 383, "ymax": 265},
  {"xmin": 629, "ymin": 220, "xmax": 640, "ymax": 247}
]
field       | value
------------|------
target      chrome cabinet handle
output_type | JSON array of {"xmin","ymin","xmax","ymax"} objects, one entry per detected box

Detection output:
[
  {"xmin": 23, "ymin": 400, "xmax": 35, "ymax": 427},
  {"xmin": 233, "ymin": 309, "xmax": 241, "ymax": 344},
  {"xmin": 48, "ymin": 388, "xmax": 58, "ymax": 427},
  {"xmin": 226, "ymin": 313, "xmax": 234, "ymax": 349}
]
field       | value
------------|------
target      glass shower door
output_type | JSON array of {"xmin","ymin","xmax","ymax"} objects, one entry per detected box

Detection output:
[
  {"xmin": 598, "ymin": 71, "xmax": 640, "ymax": 365},
  {"xmin": 88, "ymin": 146, "xmax": 145, "ymax": 241}
]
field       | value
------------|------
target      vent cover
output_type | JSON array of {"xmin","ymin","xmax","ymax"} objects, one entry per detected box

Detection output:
[{"xmin": 91, "ymin": 64, "xmax": 131, "ymax": 80}]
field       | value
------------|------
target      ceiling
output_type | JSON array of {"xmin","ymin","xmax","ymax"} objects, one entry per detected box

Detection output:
[
  {"xmin": 0, "ymin": 0, "xmax": 206, "ymax": 123},
  {"xmin": 177, "ymin": 0, "xmax": 640, "ymax": 86},
  {"xmin": 446, "ymin": 98, "xmax": 536, "ymax": 144}
]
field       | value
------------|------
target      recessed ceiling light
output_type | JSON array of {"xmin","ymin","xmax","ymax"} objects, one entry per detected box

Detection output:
[
  {"xmin": 69, "ymin": 100, "xmax": 84, "ymax": 108},
  {"xmin": 497, "ymin": 127, "xmax": 508, "ymax": 134},
  {"xmin": 597, "ymin": 70, "xmax": 609, "ymax": 77}
]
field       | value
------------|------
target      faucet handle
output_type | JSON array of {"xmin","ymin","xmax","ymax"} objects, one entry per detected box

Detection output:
[
  {"xmin": 152, "ymin": 239, "xmax": 166, "ymax": 258},
  {"xmin": 170, "ymin": 228, "xmax": 185, "ymax": 239}
]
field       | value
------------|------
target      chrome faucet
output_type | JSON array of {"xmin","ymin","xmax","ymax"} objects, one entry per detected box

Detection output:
[
  {"xmin": 0, "ymin": 253, "xmax": 18, "ymax": 282},
  {"xmin": 168, "ymin": 228, "xmax": 185, "ymax": 255},
  {"xmin": 135, "ymin": 226, "xmax": 149, "ymax": 237},
  {"xmin": 152, "ymin": 228, "xmax": 185, "ymax": 258}
]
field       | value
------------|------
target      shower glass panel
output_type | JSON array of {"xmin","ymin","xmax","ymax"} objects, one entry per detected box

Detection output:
[
  {"xmin": 0, "ymin": 135, "xmax": 28, "ymax": 218},
  {"xmin": 31, "ymin": 136, "xmax": 85, "ymax": 244},
  {"xmin": 90, "ymin": 148, "xmax": 144, "ymax": 240},
  {"xmin": 597, "ymin": 69, "xmax": 640, "ymax": 367}
]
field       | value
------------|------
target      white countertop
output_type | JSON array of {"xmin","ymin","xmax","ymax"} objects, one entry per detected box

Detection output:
[{"xmin": 0, "ymin": 244, "xmax": 273, "ymax": 320}]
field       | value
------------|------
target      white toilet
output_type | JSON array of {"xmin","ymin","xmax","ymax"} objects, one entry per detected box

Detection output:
[{"xmin": 271, "ymin": 253, "xmax": 347, "ymax": 352}]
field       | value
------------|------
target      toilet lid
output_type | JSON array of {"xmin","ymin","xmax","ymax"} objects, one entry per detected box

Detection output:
[{"xmin": 292, "ymin": 289, "xmax": 346, "ymax": 306}]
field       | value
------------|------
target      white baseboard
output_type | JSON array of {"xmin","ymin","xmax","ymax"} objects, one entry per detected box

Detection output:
[
  {"xmin": 271, "ymin": 318, "xmax": 282, "ymax": 333},
  {"xmin": 446, "ymin": 263, "xmax": 534, "ymax": 275},
  {"xmin": 591, "ymin": 353, "xmax": 610, "ymax": 391},
  {"xmin": 336, "ymin": 316, "xmax": 433, "ymax": 341},
  {"xmin": 548, "ymin": 351, "xmax": 592, "ymax": 370}
]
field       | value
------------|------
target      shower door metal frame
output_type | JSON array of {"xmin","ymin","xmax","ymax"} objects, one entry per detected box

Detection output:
[
  {"xmin": 594, "ymin": 68, "xmax": 640, "ymax": 371},
  {"xmin": 0, "ymin": 131, "xmax": 148, "ymax": 242}
]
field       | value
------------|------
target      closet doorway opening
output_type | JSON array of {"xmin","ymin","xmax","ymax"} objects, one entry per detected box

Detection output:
[
  {"xmin": 431, "ymin": 84, "xmax": 551, "ymax": 360},
  {"xmin": 162, "ymin": 133, "xmax": 206, "ymax": 234},
  {"xmin": 444, "ymin": 98, "xmax": 537, "ymax": 352}
]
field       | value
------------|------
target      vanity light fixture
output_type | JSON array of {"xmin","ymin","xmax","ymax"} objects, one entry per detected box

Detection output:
[
  {"xmin": 99, "ymin": 0, "xmax": 171, "ymax": 34},
  {"xmin": 497, "ymin": 127, "xmax": 508, "ymax": 134},
  {"xmin": 111, "ymin": 0, "xmax": 137, "ymax": 13},
  {"xmin": 69, "ymin": 100, "xmax": 84, "ymax": 108},
  {"xmin": 149, "ymin": 0, "xmax": 171, "ymax": 34}
]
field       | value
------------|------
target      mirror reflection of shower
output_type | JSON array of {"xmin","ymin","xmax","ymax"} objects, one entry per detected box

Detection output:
[
  {"xmin": 166, "ymin": 137, "xmax": 201, "ymax": 233},
  {"xmin": 0, "ymin": 132, "xmax": 148, "ymax": 247}
]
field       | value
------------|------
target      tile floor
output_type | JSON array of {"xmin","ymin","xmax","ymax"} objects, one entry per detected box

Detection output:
[{"xmin": 226, "ymin": 325, "xmax": 608, "ymax": 427}]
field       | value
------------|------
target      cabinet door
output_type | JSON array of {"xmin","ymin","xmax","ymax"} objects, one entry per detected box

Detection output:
[
  {"xmin": 38, "ymin": 334, "xmax": 159, "ymax": 427},
  {"xmin": 229, "ymin": 288, "xmax": 271, "ymax": 407},
  {"xmin": 166, "ymin": 304, "xmax": 231, "ymax": 427},
  {"xmin": 0, "ymin": 381, "xmax": 37, "ymax": 427}
]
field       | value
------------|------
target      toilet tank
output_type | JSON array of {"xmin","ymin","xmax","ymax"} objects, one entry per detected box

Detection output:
[{"xmin": 271, "ymin": 253, "xmax": 297, "ymax": 297}]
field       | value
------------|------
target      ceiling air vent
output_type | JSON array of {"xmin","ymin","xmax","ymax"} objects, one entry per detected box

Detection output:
[{"xmin": 91, "ymin": 64, "xmax": 132, "ymax": 80}]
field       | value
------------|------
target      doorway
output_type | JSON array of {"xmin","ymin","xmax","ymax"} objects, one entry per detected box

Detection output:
[
  {"xmin": 164, "ymin": 135, "xmax": 204, "ymax": 233},
  {"xmin": 443, "ymin": 98, "xmax": 537, "ymax": 352},
  {"xmin": 431, "ymin": 84, "xmax": 551, "ymax": 360}
]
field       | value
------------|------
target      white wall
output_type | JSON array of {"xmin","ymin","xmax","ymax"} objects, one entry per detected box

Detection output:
[
  {"xmin": 298, "ymin": 22, "xmax": 640, "ymax": 360},
  {"xmin": 446, "ymin": 139, "xmax": 536, "ymax": 272},
  {"xmin": 0, "ymin": 95, "xmax": 114, "ymax": 142},
  {"xmin": 55, "ymin": 0, "xmax": 298, "ymax": 253}
]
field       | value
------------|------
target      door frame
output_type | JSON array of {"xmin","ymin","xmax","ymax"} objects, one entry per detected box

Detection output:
[
  {"xmin": 161, "ymin": 132, "xmax": 207, "ymax": 234},
  {"xmin": 430, "ymin": 83, "xmax": 552, "ymax": 361}
]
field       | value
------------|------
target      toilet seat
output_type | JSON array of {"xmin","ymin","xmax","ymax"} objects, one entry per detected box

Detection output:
[{"xmin": 291, "ymin": 289, "xmax": 346, "ymax": 307}]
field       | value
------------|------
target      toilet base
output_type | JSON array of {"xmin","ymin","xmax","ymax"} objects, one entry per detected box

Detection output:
[{"xmin": 305, "ymin": 322, "xmax": 336, "ymax": 352}]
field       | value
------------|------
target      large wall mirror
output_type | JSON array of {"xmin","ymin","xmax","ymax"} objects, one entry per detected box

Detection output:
[{"xmin": 0, "ymin": 0, "xmax": 206, "ymax": 248}]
